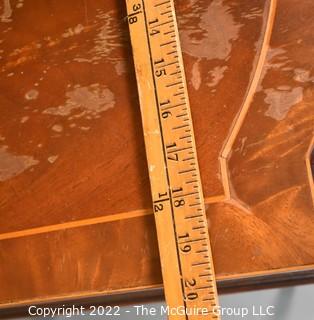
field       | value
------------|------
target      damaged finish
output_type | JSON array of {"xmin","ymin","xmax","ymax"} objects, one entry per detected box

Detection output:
[{"xmin": 0, "ymin": 0, "xmax": 313, "ymax": 307}]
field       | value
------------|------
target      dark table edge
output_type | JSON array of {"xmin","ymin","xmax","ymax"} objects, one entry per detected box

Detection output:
[{"xmin": 1, "ymin": 267, "xmax": 314, "ymax": 318}]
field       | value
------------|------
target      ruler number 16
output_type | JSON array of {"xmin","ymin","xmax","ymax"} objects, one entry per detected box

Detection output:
[{"xmin": 128, "ymin": 4, "xmax": 142, "ymax": 25}]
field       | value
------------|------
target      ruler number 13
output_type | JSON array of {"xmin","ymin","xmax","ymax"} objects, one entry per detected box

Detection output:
[{"xmin": 128, "ymin": 4, "xmax": 142, "ymax": 24}]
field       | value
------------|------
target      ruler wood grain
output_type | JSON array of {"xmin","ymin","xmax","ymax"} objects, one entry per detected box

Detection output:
[{"xmin": 125, "ymin": 0, "xmax": 220, "ymax": 318}]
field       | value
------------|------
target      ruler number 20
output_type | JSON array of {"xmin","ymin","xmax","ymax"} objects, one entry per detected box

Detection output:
[
  {"xmin": 184, "ymin": 278, "xmax": 198, "ymax": 301},
  {"xmin": 128, "ymin": 4, "xmax": 141, "ymax": 24}
]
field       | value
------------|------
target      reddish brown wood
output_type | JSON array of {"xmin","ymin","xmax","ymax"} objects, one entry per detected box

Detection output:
[{"xmin": 0, "ymin": 0, "xmax": 313, "ymax": 308}]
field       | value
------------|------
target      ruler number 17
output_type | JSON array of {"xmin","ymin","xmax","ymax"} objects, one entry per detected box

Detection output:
[{"xmin": 128, "ymin": 4, "xmax": 142, "ymax": 25}]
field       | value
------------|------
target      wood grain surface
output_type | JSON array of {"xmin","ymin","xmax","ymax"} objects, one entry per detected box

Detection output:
[{"xmin": 0, "ymin": 0, "xmax": 313, "ymax": 308}]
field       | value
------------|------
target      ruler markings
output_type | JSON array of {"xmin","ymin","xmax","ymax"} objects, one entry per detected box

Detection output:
[
  {"xmin": 173, "ymin": 123, "xmax": 190, "ymax": 130},
  {"xmin": 167, "ymin": 146, "xmax": 192, "ymax": 153},
  {"xmin": 180, "ymin": 137, "xmax": 192, "ymax": 142},
  {"xmin": 151, "ymin": 19, "xmax": 173, "ymax": 29},
  {"xmin": 161, "ymin": 9, "xmax": 172, "ymax": 15},
  {"xmin": 193, "ymin": 226, "xmax": 206, "ymax": 231},
  {"xmin": 167, "ymin": 50, "xmax": 177, "ymax": 55},
  {"xmin": 161, "ymin": 102, "xmax": 186, "ymax": 110},
  {"xmin": 178, "ymin": 237, "xmax": 207, "ymax": 244},
  {"xmin": 161, "ymin": 39, "xmax": 177, "ymax": 46},
  {"xmin": 178, "ymin": 168, "xmax": 197, "ymax": 174},
  {"xmin": 186, "ymin": 179, "xmax": 198, "ymax": 184},
  {"xmin": 185, "ymin": 214, "xmax": 203, "ymax": 219},
  {"xmin": 189, "ymin": 202, "xmax": 202, "ymax": 207},
  {"xmin": 172, "ymin": 191, "xmax": 199, "ymax": 199},
  {"xmin": 192, "ymin": 261, "xmax": 211, "ymax": 267},
  {"xmin": 139, "ymin": 3, "xmax": 189, "ymax": 318},
  {"xmin": 170, "ymin": 70, "xmax": 181, "ymax": 76},
  {"xmin": 126, "ymin": 0, "xmax": 220, "ymax": 318},
  {"xmin": 176, "ymin": 113, "xmax": 188, "ymax": 118},
  {"xmin": 166, "ymin": 80, "xmax": 183, "ymax": 87},
  {"xmin": 154, "ymin": 0, "xmax": 170, "ymax": 7},
  {"xmin": 199, "ymin": 273, "xmax": 212, "ymax": 277}
]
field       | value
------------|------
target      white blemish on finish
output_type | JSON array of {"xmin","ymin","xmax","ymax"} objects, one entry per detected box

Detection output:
[
  {"xmin": 241, "ymin": 7, "xmax": 263, "ymax": 20},
  {"xmin": 79, "ymin": 126, "xmax": 90, "ymax": 131},
  {"xmin": 25, "ymin": 89, "xmax": 39, "ymax": 100},
  {"xmin": 277, "ymin": 85, "xmax": 291, "ymax": 91},
  {"xmin": 43, "ymin": 84, "xmax": 115, "ymax": 119},
  {"xmin": 20, "ymin": 116, "xmax": 29, "ymax": 123},
  {"xmin": 208, "ymin": 66, "xmax": 228, "ymax": 88},
  {"xmin": 179, "ymin": 0, "xmax": 242, "ymax": 61},
  {"xmin": 191, "ymin": 59, "xmax": 201, "ymax": 90},
  {"xmin": 257, "ymin": 47, "xmax": 289, "ymax": 92},
  {"xmin": 62, "ymin": 24, "xmax": 84, "ymax": 38},
  {"xmin": 72, "ymin": 9, "xmax": 125, "ymax": 76},
  {"xmin": 16, "ymin": 0, "xmax": 23, "ymax": 8},
  {"xmin": 239, "ymin": 136, "xmax": 248, "ymax": 155},
  {"xmin": 0, "ymin": 146, "xmax": 39, "ymax": 181},
  {"xmin": 294, "ymin": 68, "xmax": 313, "ymax": 83},
  {"xmin": 51, "ymin": 124, "xmax": 63, "ymax": 133},
  {"xmin": 48, "ymin": 155, "xmax": 59, "ymax": 164},
  {"xmin": 91, "ymin": 10, "xmax": 123, "ymax": 62},
  {"xmin": 1, "ymin": 0, "xmax": 12, "ymax": 22},
  {"xmin": 149, "ymin": 164, "xmax": 155, "ymax": 173},
  {"xmin": 114, "ymin": 60, "xmax": 127, "ymax": 76},
  {"xmin": 264, "ymin": 87, "xmax": 303, "ymax": 121}
]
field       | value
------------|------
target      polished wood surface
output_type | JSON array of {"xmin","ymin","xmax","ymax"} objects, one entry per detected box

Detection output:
[{"xmin": 0, "ymin": 0, "xmax": 313, "ymax": 308}]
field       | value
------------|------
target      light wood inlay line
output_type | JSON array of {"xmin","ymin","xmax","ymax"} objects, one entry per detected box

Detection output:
[
  {"xmin": 219, "ymin": 0, "xmax": 277, "ymax": 200},
  {"xmin": 0, "ymin": 195, "xmax": 225, "ymax": 241},
  {"xmin": 305, "ymin": 135, "xmax": 314, "ymax": 204},
  {"xmin": 0, "ymin": 209, "xmax": 151, "ymax": 241}
]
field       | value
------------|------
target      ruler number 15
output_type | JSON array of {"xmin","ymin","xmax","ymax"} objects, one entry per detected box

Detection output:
[{"xmin": 128, "ymin": 4, "xmax": 142, "ymax": 25}]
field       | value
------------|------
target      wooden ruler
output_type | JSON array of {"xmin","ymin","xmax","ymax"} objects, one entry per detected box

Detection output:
[{"xmin": 125, "ymin": 1, "xmax": 220, "ymax": 319}]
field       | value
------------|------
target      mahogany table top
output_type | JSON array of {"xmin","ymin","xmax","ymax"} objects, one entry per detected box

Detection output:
[{"xmin": 0, "ymin": 0, "xmax": 313, "ymax": 308}]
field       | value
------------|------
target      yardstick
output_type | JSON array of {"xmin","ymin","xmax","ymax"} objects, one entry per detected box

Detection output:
[{"xmin": 125, "ymin": 0, "xmax": 220, "ymax": 318}]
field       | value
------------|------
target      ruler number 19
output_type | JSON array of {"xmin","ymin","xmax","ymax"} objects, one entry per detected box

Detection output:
[{"xmin": 128, "ymin": 4, "xmax": 141, "ymax": 25}]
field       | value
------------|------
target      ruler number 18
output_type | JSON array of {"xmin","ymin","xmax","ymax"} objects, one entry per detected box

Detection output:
[{"xmin": 128, "ymin": 4, "xmax": 141, "ymax": 25}]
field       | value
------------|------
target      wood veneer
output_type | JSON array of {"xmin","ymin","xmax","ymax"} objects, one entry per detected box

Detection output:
[{"xmin": 0, "ymin": 0, "xmax": 313, "ymax": 308}]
